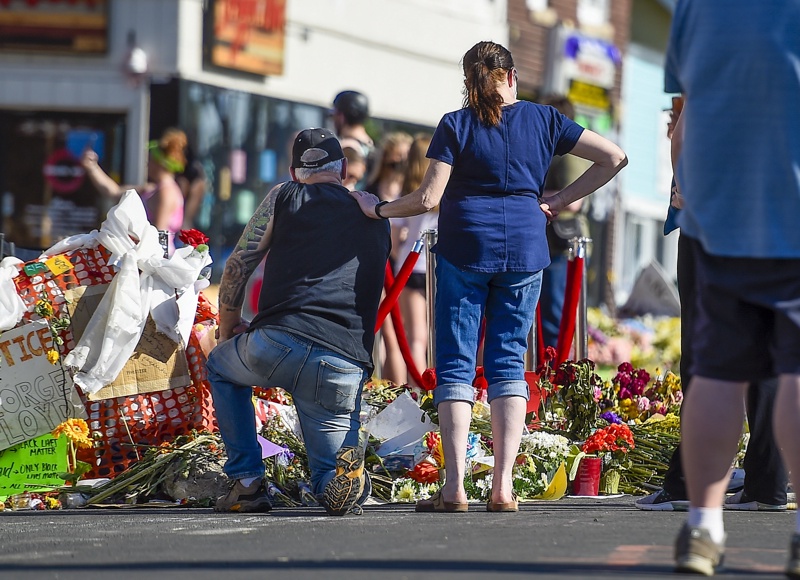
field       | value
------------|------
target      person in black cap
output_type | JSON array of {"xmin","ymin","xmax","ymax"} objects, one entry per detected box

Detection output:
[
  {"xmin": 331, "ymin": 90, "xmax": 374, "ymax": 189},
  {"xmin": 208, "ymin": 128, "xmax": 390, "ymax": 516}
]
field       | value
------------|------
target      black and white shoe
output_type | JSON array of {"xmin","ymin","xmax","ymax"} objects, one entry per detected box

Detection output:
[{"xmin": 635, "ymin": 489, "xmax": 689, "ymax": 511}]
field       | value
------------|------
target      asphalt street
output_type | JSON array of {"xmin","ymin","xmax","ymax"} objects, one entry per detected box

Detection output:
[{"xmin": 0, "ymin": 497, "xmax": 795, "ymax": 580}]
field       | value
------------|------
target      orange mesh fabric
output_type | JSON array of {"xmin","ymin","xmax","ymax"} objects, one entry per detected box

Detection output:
[{"xmin": 12, "ymin": 247, "xmax": 219, "ymax": 479}]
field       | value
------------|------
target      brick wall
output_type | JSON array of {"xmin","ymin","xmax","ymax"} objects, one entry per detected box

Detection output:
[{"xmin": 508, "ymin": 0, "xmax": 632, "ymax": 103}]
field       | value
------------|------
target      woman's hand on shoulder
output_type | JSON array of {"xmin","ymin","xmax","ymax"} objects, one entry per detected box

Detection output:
[{"xmin": 348, "ymin": 190, "xmax": 382, "ymax": 219}]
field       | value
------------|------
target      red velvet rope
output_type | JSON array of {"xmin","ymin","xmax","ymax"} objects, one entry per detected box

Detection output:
[
  {"xmin": 375, "ymin": 255, "xmax": 426, "ymax": 388},
  {"xmin": 375, "ymin": 252, "xmax": 420, "ymax": 332},
  {"xmin": 389, "ymin": 299, "xmax": 425, "ymax": 388},
  {"xmin": 555, "ymin": 255, "xmax": 584, "ymax": 365},
  {"xmin": 535, "ymin": 303, "xmax": 545, "ymax": 366}
]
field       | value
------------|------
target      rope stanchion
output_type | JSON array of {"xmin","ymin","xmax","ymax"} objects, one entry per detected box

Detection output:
[
  {"xmin": 555, "ymin": 253, "xmax": 584, "ymax": 365},
  {"xmin": 374, "ymin": 241, "xmax": 427, "ymax": 388},
  {"xmin": 389, "ymin": 300, "xmax": 425, "ymax": 388},
  {"xmin": 535, "ymin": 303, "xmax": 545, "ymax": 367},
  {"xmin": 375, "ymin": 240, "xmax": 422, "ymax": 332}
]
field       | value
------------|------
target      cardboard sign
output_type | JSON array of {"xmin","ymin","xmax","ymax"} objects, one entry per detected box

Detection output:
[
  {"xmin": 0, "ymin": 434, "xmax": 68, "ymax": 499},
  {"xmin": 0, "ymin": 320, "xmax": 87, "ymax": 452},
  {"xmin": 67, "ymin": 285, "xmax": 191, "ymax": 401}
]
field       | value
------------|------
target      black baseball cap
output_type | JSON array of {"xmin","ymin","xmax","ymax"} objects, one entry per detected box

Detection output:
[
  {"xmin": 332, "ymin": 90, "xmax": 369, "ymax": 124},
  {"xmin": 291, "ymin": 128, "xmax": 344, "ymax": 169}
]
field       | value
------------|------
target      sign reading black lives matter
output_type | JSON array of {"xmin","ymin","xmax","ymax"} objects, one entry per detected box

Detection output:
[{"xmin": 0, "ymin": 320, "xmax": 86, "ymax": 452}]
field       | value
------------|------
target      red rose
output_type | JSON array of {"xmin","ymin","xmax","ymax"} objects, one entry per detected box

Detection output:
[
  {"xmin": 179, "ymin": 228, "xmax": 210, "ymax": 247},
  {"xmin": 420, "ymin": 368, "xmax": 437, "ymax": 391}
]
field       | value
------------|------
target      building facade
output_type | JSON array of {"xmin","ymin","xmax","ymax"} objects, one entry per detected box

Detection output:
[
  {"xmin": 0, "ymin": 0, "xmax": 507, "ymax": 264},
  {"xmin": 616, "ymin": 0, "xmax": 677, "ymax": 305},
  {"xmin": 507, "ymin": 0, "xmax": 632, "ymax": 307}
]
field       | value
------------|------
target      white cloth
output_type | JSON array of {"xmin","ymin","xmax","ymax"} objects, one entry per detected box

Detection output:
[
  {"xmin": 43, "ymin": 190, "xmax": 213, "ymax": 394},
  {"xmin": 0, "ymin": 256, "xmax": 26, "ymax": 331}
]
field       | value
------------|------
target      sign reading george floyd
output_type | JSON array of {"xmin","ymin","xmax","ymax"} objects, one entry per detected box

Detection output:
[
  {"xmin": 0, "ymin": 0, "xmax": 108, "ymax": 54},
  {"xmin": 0, "ymin": 320, "xmax": 87, "ymax": 452}
]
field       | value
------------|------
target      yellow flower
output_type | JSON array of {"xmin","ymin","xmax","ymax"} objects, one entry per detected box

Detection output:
[
  {"xmin": 44, "ymin": 496, "xmax": 61, "ymax": 510},
  {"xmin": 35, "ymin": 299, "xmax": 54, "ymax": 319},
  {"xmin": 46, "ymin": 349, "xmax": 60, "ymax": 365},
  {"xmin": 52, "ymin": 419, "xmax": 93, "ymax": 449}
]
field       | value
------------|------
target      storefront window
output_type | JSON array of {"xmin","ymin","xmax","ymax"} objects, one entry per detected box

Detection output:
[
  {"xmin": 177, "ymin": 80, "xmax": 428, "ymax": 281},
  {"xmin": 0, "ymin": 110, "xmax": 126, "ymax": 251}
]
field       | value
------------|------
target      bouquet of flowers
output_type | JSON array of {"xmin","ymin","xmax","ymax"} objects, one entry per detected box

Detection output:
[
  {"xmin": 582, "ymin": 423, "xmax": 635, "ymax": 472},
  {"xmin": 601, "ymin": 363, "xmax": 683, "ymax": 422},
  {"xmin": 537, "ymin": 349, "xmax": 603, "ymax": 439},
  {"xmin": 513, "ymin": 431, "xmax": 571, "ymax": 499}
]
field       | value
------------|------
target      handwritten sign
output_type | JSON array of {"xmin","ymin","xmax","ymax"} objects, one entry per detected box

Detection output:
[
  {"xmin": 45, "ymin": 254, "xmax": 74, "ymax": 276},
  {"xmin": 0, "ymin": 320, "xmax": 87, "ymax": 452},
  {"xmin": 0, "ymin": 434, "xmax": 68, "ymax": 499}
]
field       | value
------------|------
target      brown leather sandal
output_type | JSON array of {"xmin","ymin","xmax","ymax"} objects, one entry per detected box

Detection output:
[
  {"xmin": 487, "ymin": 492, "xmax": 519, "ymax": 512},
  {"xmin": 415, "ymin": 490, "xmax": 469, "ymax": 513}
]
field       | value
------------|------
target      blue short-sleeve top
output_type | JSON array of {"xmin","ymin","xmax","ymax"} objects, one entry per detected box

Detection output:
[{"xmin": 427, "ymin": 101, "xmax": 584, "ymax": 273}]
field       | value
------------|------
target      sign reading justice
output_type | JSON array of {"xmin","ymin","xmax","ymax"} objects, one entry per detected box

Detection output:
[{"xmin": 0, "ymin": 320, "xmax": 86, "ymax": 452}]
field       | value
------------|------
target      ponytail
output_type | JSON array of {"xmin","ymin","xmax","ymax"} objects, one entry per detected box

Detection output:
[{"xmin": 462, "ymin": 41, "xmax": 515, "ymax": 126}]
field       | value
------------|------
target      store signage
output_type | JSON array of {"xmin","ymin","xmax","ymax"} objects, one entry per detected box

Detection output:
[
  {"xmin": 568, "ymin": 80, "xmax": 611, "ymax": 112},
  {"xmin": 206, "ymin": 0, "xmax": 287, "ymax": 76},
  {"xmin": 563, "ymin": 33, "xmax": 620, "ymax": 90},
  {"xmin": 42, "ymin": 149, "xmax": 85, "ymax": 195},
  {"xmin": 0, "ymin": 0, "xmax": 107, "ymax": 54}
]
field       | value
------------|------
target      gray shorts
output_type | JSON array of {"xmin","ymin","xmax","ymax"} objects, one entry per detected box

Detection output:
[{"xmin": 687, "ymin": 236, "xmax": 800, "ymax": 381}]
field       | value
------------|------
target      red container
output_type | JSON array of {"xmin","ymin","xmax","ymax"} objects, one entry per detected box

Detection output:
[{"xmin": 572, "ymin": 456, "xmax": 602, "ymax": 496}]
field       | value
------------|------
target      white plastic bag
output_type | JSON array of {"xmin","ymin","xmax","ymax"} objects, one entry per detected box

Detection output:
[
  {"xmin": 0, "ymin": 257, "xmax": 25, "ymax": 331},
  {"xmin": 60, "ymin": 190, "xmax": 212, "ymax": 394}
]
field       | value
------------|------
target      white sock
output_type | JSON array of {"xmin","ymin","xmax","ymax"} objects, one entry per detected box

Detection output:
[
  {"xmin": 239, "ymin": 476, "xmax": 260, "ymax": 487},
  {"xmin": 687, "ymin": 507, "xmax": 725, "ymax": 545}
]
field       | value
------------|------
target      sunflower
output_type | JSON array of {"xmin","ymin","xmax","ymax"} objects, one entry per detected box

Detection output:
[
  {"xmin": 52, "ymin": 419, "xmax": 93, "ymax": 449},
  {"xmin": 46, "ymin": 349, "xmax": 60, "ymax": 365}
]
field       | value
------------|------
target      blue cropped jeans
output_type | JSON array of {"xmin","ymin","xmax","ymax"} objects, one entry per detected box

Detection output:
[
  {"xmin": 206, "ymin": 327, "xmax": 367, "ymax": 496},
  {"xmin": 433, "ymin": 256, "xmax": 542, "ymax": 406}
]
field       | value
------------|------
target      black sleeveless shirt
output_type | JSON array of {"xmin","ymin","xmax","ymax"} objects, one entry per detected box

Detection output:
[{"xmin": 249, "ymin": 181, "xmax": 390, "ymax": 367}]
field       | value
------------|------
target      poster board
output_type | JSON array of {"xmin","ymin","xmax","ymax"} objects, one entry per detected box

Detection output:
[
  {"xmin": 0, "ymin": 320, "xmax": 87, "ymax": 452},
  {"xmin": 0, "ymin": 434, "xmax": 68, "ymax": 499},
  {"xmin": 206, "ymin": 0, "xmax": 286, "ymax": 76},
  {"xmin": 66, "ymin": 285, "xmax": 191, "ymax": 401}
]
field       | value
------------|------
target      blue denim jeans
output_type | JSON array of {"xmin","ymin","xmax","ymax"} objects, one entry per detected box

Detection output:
[
  {"xmin": 206, "ymin": 327, "xmax": 367, "ymax": 496},
  {"xmin": 433, "ymin": 256, "xmax": 542, "ymax": 406}
]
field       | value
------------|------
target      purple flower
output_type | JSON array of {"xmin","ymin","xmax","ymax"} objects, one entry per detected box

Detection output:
[{"xmin": 600, "ymin": 411, "xmax": 623, "ymax": 425}]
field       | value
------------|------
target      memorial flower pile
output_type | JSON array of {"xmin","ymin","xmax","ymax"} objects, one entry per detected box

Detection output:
[{"xmin": 601, "ymin": 363, "xmax": 683, "ymax": 422}]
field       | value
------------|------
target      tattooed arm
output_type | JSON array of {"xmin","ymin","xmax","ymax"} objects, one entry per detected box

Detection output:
[{"xmin": 216, "ymin": 184, "xmax": 281, "ymax": 342}]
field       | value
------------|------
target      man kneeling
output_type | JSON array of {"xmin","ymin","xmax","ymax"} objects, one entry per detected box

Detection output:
[{"xmin": 208, "ymin": 129, "xmax": 390, "ymax": 515}]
